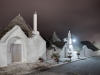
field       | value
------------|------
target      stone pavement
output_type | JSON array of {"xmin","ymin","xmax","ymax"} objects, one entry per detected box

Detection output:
[
  {"xmin": 26, "ymin": 57, "xmax": 87, "ymax": 75},
  {"xmin": 0, "ymin": 57, "xmax": 86, "ymax": 75},
  {"xmin": 26, "ymin": 56, "xmax": 100, "ymax": 75},
  {"xmin": 45, "ymin": 57, "xmax": 86, "ymax": 67}
]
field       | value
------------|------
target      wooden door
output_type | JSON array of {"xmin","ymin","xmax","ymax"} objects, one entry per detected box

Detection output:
[{"xmin": 12, "ymin": 44, "xmax": 22, "ymax": 62}]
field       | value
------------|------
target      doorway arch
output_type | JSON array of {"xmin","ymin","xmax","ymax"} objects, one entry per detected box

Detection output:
[{"xmin": 7, "ymin": 37, "xmax": 24, "ymax": 64}]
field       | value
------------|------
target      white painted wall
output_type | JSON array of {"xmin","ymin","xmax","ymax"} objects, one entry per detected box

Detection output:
[
  {"xmin": 59, "ymin": 46, "xmax": 68, "ymax": 58},
  {"xmin": 0, "ymin": 43, "xmax": 7, "ymax": 67},
  {"xmin": 7, "ymin": 38, "xmax": 19, "ymax": 64},
  {"xmin": 0, "ymin": 26, "xmax": 27, "ymax": 67},
  {"xmin": 7, "ymin": 38, "xmax": 24, "ymax": 64},
  {"xmin": 6, "ymin": 26, "xmax": 27, "ymax": 63},
  {"xmin": 79, "ymin": 50, "xmax": 85, "ymax": 57},
  {"xmin": 0, "ymin": 25, "xmax": 46, "ymax": 67},
  {"xmin": 27, "ymin": 32, "xmax": 46, "ymax": 62},
  {"xmin": 93, "ymin": 50, "xmax": 100, "ymax": 56},
  {"xmin": 46, "ymin": 45, "xmax": 68, "ymax": 59},
  {"xmin": 14, "ymin": 40, "xmax": 24, "ymax": 62},
  {"xmin": 72, "ymin": 51, "xmax": 77, "ymax": 59},
  {"xmin": 59, "ymin": 48, "xmax": 65, "ymax": 58},
  {"xmin": 46, "ymin": 48, "xmax": 54, "ymax": 60},
  {"xmin": 80, "ymin": 45, "xmax": 100, "ymax": 57}
]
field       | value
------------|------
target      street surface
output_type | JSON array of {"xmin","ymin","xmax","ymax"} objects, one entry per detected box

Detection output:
[{"xmin": 26, "ymin": 56, "xmax": 100, "ymax": 75}]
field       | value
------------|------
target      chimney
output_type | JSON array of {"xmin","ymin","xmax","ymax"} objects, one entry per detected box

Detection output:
[
  {"xmin": 32, "ymin": 11, "xmax": 39, "ymax": 35},
  {"xmin": 33, "ymin": 11, "xmax": 37, "ymax": 31}
]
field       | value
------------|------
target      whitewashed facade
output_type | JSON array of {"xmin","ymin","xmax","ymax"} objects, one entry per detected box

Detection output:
[
  {"xmin": 46, "ymin": 44, "xmax": 66, "ymax": 60},
  {"xmin": 46, "ymin": 32, "xmax": 67, "ymax": 60},
  {"xmin": 80, "ymin": 45, "xmax": 100, "ymax": 57},
  {"xmin": 0, "ymin": 12, "xmax": 46, "ymax": 67}
]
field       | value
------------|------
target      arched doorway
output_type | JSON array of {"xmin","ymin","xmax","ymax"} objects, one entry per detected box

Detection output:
[
  {"xmin": 7, "ymin": 37, "xmax": 23, "ymax": 64},
  {"xmin": 11, "ymin": 43, "xmax": 22, "ymax": 62}
]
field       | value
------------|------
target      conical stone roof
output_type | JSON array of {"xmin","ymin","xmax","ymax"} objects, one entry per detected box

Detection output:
[
  {"xmin": 49, "ymin": 31, "xmax": 66, "ymax": 49},
  {"xmin": 93, "ymin": 41, "xmax": 100, "ymax": 49},
  {"xmin": 0, "ymin": 14, "xmax": 33, "ymax": 39},
  {"xmin": 49, "ymin": 31, "xmax": 61, "ymax": 42},
  {"xmin": 81, "ymin": 41, "xmax": 99, "ymax": 51}
]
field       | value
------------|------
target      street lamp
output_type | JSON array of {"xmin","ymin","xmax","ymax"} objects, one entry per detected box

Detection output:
[{"xmin": 73, "ymin": 39, "xmax": 76, "ymax": 42}]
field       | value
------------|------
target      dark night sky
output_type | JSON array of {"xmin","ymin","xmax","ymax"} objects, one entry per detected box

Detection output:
[{"xmin": 0, "ymin": 0, "xmax": 100, "ymax": 42}]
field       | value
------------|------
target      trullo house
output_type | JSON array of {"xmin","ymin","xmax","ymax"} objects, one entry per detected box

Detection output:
[
  {"xmin": 45, "ymin": 31, "xmax": 66, "ymax": 60},
  {"xmin": 0, "ymin": 12, "xmax": 46, "ymax": 67},
  {"xmin": 72, "ymin": 34, "xmax": 100, "ymax": 57}
]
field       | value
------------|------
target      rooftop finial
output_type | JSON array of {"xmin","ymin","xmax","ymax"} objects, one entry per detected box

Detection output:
[
  {"xmin": 54, "ymin": 31, "xmax": 56, "ymax": 33},
  {"xmin": 18, "ymin": 14, "xmax": 20, "ymax": 16},
  {"xmin": 33, "ymin": 11, "xmax": 37, "ymax": 31},
  {"xmin": 35, "ymin": 11, "xmax": 37, "ymax": 14},
  {"xmin": 68, "ymin": 29, "xmax": 71, "ymax": 33}
]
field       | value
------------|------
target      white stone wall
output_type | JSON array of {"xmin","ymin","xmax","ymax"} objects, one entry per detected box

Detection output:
[
  {"xmin": 7, "ymin": 38, "xmax": 24, "ymax": 64},
  {"xmin": 72, "ymin": 51, "xmax": 77, "ymax": 59},
  {"xmin": 59, "ymin": 46, "xmax": 67, "ymax": 58},
  {"xmin": 27, "ymin": 34, "xmax": 46, "ymax": 62},
  {"xmin": 0, "ymin": 43, "xmax": 7, "ymax": 67},
  {"xmin": 46, "ymin": 48, "xmax": 54, "ymax": 60},
  {"xmin": 46, "ymin": 45, "xmax": 67, "ymax": 60},
  {"xmin": 0, "ymin": 25, "xmax": 46, "ymax": 67},
  {"xmin": 80, "ymin": 45, "xmax": 100, "ymax": 57},
  {"xmin": 0, "ymin": 26, "xmax": 27, "ymax": 67},
  {"xmin": 93, "ymin": 50, "xmax": 100, "ymax": 56}
]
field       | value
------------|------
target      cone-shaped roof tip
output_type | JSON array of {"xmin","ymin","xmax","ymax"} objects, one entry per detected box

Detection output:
[
  {"xmin": 54, "ymin": 31, "xmax": 56, "ymax": 33},
  {"xmin": 35, "ymin": 11, "xmax": 37, "ymax": 14},
  {"xmin": 49, "ymin": 31, "xmax": 61, "ymax": 42},
  {"xmin": 68, "ymin": 29, "xmax": 71, "ymax": 33},
  {"xmin": 18, "ymin": 14, "xmax": 20, "ymax": 16},
  {"xmin": 68, "ymin": 29, "xmax": 70, "ymax": 31}
]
